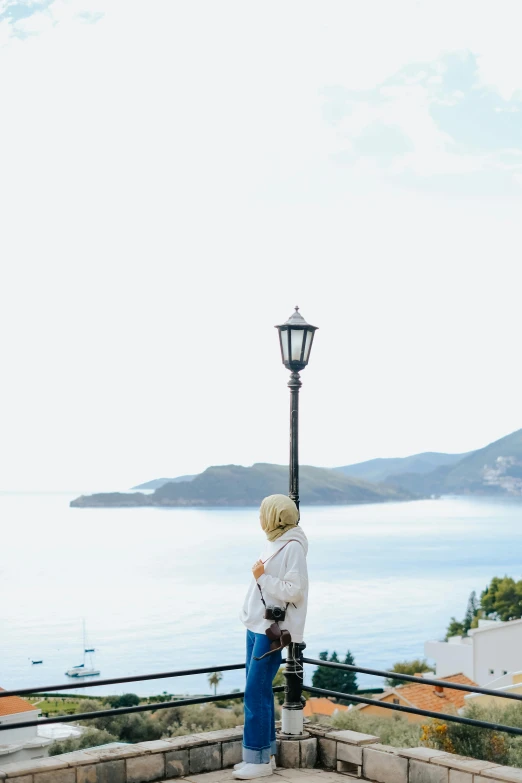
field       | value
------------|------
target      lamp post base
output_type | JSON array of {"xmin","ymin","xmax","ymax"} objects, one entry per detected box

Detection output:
[{"xmin": 280, "ymin": 708, "xmax": 307, "ymax": 737}]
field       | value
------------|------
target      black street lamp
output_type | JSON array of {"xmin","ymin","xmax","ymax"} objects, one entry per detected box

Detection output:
[
  {"xmin": 275, "ymin": 306, "xmax": 318, "ymax": 739},
  {"xmin": 275, "ymin": 306, "xmax": 318, "ymax": 511}
]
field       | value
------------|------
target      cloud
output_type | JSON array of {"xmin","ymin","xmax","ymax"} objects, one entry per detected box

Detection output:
[
  {"xmin": 320, "ymin": 49, "xmax": 522, "ymax": 183},
  {"xmin": 0, "ymin": 0, "xmax": 103, "ymax": 37}
]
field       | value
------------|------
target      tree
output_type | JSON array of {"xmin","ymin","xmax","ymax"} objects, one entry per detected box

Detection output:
[
  {"xmin": 463, "ymin": 591, "xmax": 480, "ymax": 633},
  {"xmin": 445, "ymin": 590, "xmax": 481, "ymax": 640},
  {"xmin": 90, "ymin": 713, "xmax": 162, "ymax": 742},
  {"xmin": 311, "ymin": 651, "xmax": 331, "ymax": 690},
  {"xmin": 311, "ymin": 650, "xmax": 358, "ymax": 695},
  {"xmin": 480, "ymin": 576, "xmax": 522, "ymax": 621},
  {"xmin": 481, "ymin": 577, "xmax": 502, "ymax": 617},
  {"xmin": 338, "ymin": 650, "xmax": 358, "ymax": 695},
  {"xmin": 208, "ymin": 671, "xmax": 223, "ymax": 695},
  {"xmin": 488, "ymin": 577, "xmax": 522, "ymax": 621},
  {"xmin": 385, "ymin": 659, "xmax": 431, "ymax": 688},
  {"xmin": 446, "ymin": 617, "xmax": 465, "ymax": 640},
  {"xmin": 114, "ymin": 693, "xmax": 140, "ymax": 708}
]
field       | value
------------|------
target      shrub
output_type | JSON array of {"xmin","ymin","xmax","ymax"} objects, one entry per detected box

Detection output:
[
  {"xmin": 88, "ymin": 713, "xmax": 162, "ymax": 743},
  {"xmin": 157, "ymin": 702, "xmax": 243, "ymax": 737},
  {"xmin": 75, "ymin": 698, "xmax": 106, "ymax": 713},
  {"xmin": 49, "ymin": 728, "xmax": 117, "ymax": 756},
  {"xmin": 421, "ymin": 702, "xmax": 522, "ymax": 768},
  {"xmin": 329, "ymin": 709, "xmax": 422, "ymax": 748}
]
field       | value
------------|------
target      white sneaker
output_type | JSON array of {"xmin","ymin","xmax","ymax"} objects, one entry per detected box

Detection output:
[
  {"xmin": 234, "ymin": 759, "xmax": 276, "ymax": 772},
  {"xmin": 232, "ymin": 762, "xmax": 274, "ymax": 779}
]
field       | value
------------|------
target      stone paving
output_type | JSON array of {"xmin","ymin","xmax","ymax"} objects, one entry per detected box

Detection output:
[{"xmin": 166, "ymin": 767, "xmax": 348, "ymax": 783}]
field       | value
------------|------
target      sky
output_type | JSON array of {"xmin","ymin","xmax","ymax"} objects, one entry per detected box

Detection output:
[{"xmin": 1, "ymin": 0, "xmax": 521, "ymax": 491}]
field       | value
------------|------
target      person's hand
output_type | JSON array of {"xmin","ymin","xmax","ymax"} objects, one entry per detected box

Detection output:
[{"xmin": 252, "ymin": 560, "xmax": 265, "ymax": 580}]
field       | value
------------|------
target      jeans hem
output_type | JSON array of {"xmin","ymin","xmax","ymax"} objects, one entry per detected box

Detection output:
[{"xmin": 243, "ymin": 745, "xmax": 272, "ymax": 764}]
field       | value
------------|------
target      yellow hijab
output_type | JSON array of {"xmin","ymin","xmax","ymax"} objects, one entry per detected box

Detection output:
[{"xmin": 260, "ymin": 494, "xmax": 299, "ymax": 542}]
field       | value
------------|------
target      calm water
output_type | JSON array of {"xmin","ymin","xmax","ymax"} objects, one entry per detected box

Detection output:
[{"xmin": 1, "ymin": 493, "xmax": 522, "ymax": 697}]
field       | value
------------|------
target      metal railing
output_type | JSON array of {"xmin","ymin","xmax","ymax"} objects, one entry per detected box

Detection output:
[
  {"xmin": 4, "ymin": 655, "xmax": 522, "ymax": 737},
  {"xmin": 302, "ymin": 657, "xmax": 522, "ymax": 703},
  {"xmin": 0, "ymin": 662, "xmax": 283, "ymax": 732},
  {"xmin": 0, "ymin": 664, "xmax": 246, "ymax": 699},
  {"xmin": 302, "ymin": 657, "xmax": 522, "ymax": 736}
]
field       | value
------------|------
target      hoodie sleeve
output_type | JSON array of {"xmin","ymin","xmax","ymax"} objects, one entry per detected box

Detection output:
[{"xmin": 257, "ymin": 542, "xmax": 308, "ymax": 604}]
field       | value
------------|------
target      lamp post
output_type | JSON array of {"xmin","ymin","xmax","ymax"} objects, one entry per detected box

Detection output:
[{"xmin": 275, "ymin": 306, "xmax": 318, "ymax": 738}]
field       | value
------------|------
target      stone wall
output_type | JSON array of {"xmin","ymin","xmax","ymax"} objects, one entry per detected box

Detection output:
[
  {"xmin": 0, "ymin": 729, "xmax": 244, "ymax": 783},
  {"xmin": 308, "ymin": 725, "xmax": 522, "ymax": 783},
  {"xmin": 2, "ymin": 724, "xmax": 522, "ymax": 783}
]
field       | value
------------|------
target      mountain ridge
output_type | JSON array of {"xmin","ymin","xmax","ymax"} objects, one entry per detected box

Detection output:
[
  {"xmin": 70, "ymin": 427, "xmax": 522, "ymax": 508},
  {"xmin": 129, "ymin": 451, "xmax": 469, "ymax": 493},
  {"xmin": 386, "ymin": 429, "xmax": 522, "ymax": 496},
  {"xmin": 71, "ymin": 463, "xmax": 416, "ymax": 508},
  {"xmin": 334, "ymin": 451, "xmax": 468, "ymax": 484},
  {"xmin": 132, "ymin": 475, "xmax": 196, "ymax": 490}
]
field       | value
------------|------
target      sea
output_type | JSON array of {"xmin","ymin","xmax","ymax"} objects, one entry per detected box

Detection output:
[{"xmin": 1, "ymin": 492, "xmax": 522, "ymax": 698}]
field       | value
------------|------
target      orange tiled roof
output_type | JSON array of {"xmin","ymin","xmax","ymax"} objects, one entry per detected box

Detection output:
[
  {"xmin": 394, "ymin": 673, "xmax": 477, "ymax": 715},
  {"xmin": 0, "ymin": 688, "xmax": 37, "ymax": 718},
  {"xmin": 303, "ymin": 697, "xmax": 349, "ymax": 718}
]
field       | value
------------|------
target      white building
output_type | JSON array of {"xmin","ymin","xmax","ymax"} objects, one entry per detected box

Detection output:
[
  {"xmin": 463, "ymin": 670, "xmax": 522, "ymax": 710},
  {"xmin": 0, "ymin": 689, "xmax": 51, "ymax": 764},
  {"xmin": 0, "ymin": 689, "xmax": 84, "ymax": 765},
  {"xmin": 425, "ymin": 618, "xmax": 522, "ymax": 686}
]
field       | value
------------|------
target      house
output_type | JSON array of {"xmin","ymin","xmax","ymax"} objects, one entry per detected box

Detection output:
[
  {"xmin": 463, "ymin": 670, "xmax": 522, "ymax": 710},
  {"xmin": 0, "ymin": 688, "xmax": 51, "ymax": 764},
  {"xmin": 425, "ymin": 618, "xmax": 522, "ymax": 685},
  {"xmin": 303, "ymin": 697, "xmax": 350, "ymax": 719},
  {"xmin": 352, "ymin": 674, "xmax": 477, "ymax": 723},
  {"xmin": 0, "ymin": 689, "xmax": 86, "ymax": 765}
]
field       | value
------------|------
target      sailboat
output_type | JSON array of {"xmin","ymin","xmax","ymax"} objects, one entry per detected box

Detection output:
[{"xmin": 65, "ymin": 620, "xmax": 100, "ymax": 678}]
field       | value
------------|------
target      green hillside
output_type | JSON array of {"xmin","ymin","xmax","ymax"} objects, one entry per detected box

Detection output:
[
  {"xmin": 388, "ymin": 429, "xmax": 522, "ymax": 496},
  {"xmin": 153, "ymin": 463, "xmax": 415, "ymax": 506},
  {"xmin": 335, "ymin": 452, "xmax": 467, "ymax": 484},
  {"xmin": 71, "ymin": 463, "xmax": 416, "ymax": 508},
  {"xmin": 444, "ymin": 428, "xmax": 522, "ymax": 493}
]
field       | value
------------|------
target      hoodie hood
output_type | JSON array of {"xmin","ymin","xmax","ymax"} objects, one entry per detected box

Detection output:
[{"xmin": 276, "ymin": 525, "xmax": 309, "ymax": 556}]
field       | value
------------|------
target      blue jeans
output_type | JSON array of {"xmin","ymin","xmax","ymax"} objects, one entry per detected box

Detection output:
[{"xmin": 243, "ymin": 630, "xmax": 282, "ymax": 764}]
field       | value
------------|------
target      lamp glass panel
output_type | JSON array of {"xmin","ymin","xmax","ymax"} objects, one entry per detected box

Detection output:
[
  {"xmin": 303, "ymin": 330, "xmax": 313, "ymax": 363},
  {"xmin": 290, "ymin": 329, "xmax": 306, "ymax": 361},
  {"xmin": 280, "ymin": 329, "xmax": 290, "ymax": 362}
]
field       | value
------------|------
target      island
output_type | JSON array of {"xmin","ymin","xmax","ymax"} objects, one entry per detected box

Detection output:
[
  {"xmin": 70, "ymin": 428, "xmax": 522, "ymax": 508},
  {"xmin": 70, "ymin": 463, "xmax": 417, "ymax": 508}
]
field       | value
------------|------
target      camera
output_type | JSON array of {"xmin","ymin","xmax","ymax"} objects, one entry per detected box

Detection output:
[{"xmin": 264, "ymin": 605, "xmax": 286, "ymax": 622}]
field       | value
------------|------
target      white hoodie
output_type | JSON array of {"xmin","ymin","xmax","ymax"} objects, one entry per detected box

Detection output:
[{"xmin": 239, "ymin": 526, "xmax": 309, "ymax": 643}]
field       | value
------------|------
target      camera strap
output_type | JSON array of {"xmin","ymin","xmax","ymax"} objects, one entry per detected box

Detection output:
[
  {"xmin": 256, "ymin": 538, "xmax": 302, "ymax": 612},
  {"xmin": 260, "ymin": 539, "xmax": 300, "ymax": 566}
]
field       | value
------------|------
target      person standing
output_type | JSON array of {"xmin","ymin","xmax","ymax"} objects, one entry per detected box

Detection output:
[{"xmin": 234, "ymin": 494, "xmax": 309, "ymax": 780}]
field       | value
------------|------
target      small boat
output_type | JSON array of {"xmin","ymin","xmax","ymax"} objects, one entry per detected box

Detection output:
[
  {"xmin": 66, "ymin": 665, "xmax": 100, "ymax": 678},
  {"xmin": 31, "ymin": 660, "xmax": 43, "ymax": 665},
  {"xmin": 65, "ymin": 621, "xmax": 100, "ymax": 678}
]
